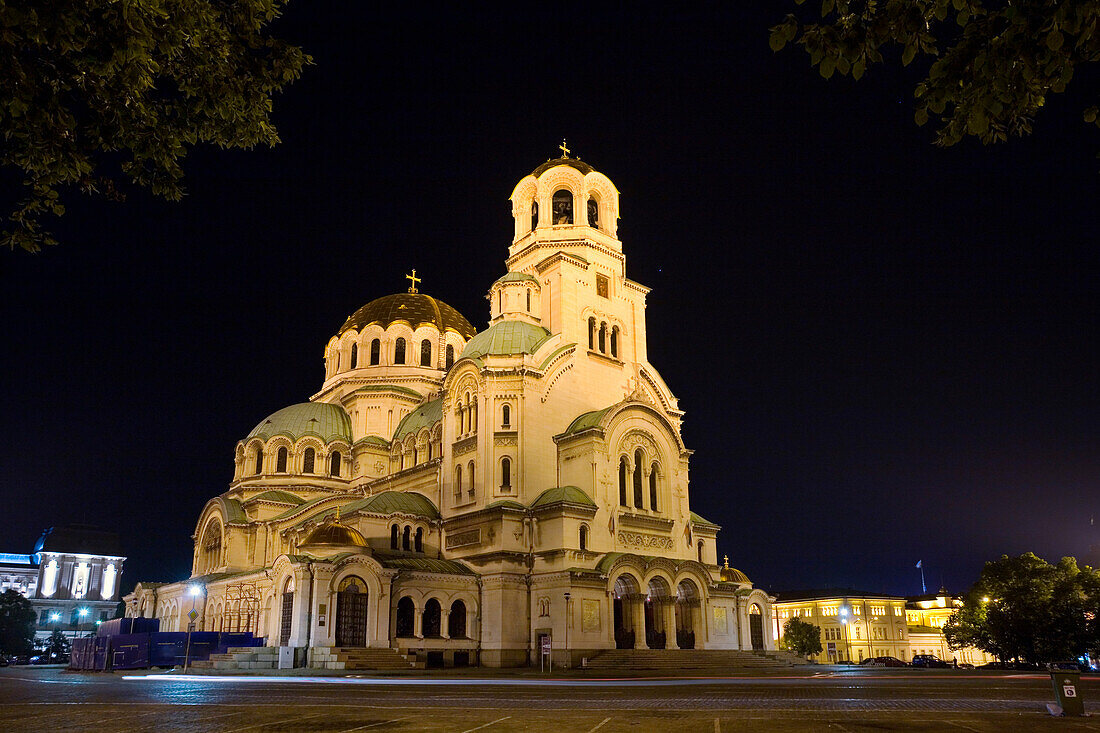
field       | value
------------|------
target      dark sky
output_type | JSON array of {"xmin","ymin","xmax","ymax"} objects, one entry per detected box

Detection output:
[{"xmin": 2, "ymin": 6, "xmax": 1097, "ymax": 599}]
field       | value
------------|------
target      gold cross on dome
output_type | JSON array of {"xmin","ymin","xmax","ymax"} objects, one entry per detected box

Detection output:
[
  {"xmin": 406, "ymin": 269, "xmax": 421, "ymax": 293},
  {"xmin": 723, "ymin": 555, "xmax": 730, "ymax": 569},
  {"xmin": 559, "ymin": 139, "xmax": 570, "ymax": 158}
]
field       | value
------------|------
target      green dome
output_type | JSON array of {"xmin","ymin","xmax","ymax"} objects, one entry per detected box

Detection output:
[
  {"xmin": 392, "ymin": 398, "xmax": 442, "ymax": 442},
  {"xmin": 493, "ymin": 271, "xmax": 539, "ymax": 286},
  {"xmin": 460, "ymin": 321, "xmax": 552, "ymax": 361},
  {"xmin": 247, "ymin": 402, "xmax": 352, "ymax": 443},
  {"xmin": 531, "ymin": 486, "xmax": 597, "ymax": 509},
  {"xmin": 338, "ymin": 292, "xmax": 476, "ymax": 339}
]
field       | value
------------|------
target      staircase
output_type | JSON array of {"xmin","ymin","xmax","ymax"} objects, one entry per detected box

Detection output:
[
  {"xmin": 188, "ymin": 646, "xmax": 278, "ymax": 672},
  {"xmin": 310, "ymin": 646, "xmax": 419, "ymax": 671},
  {"xmin": 583, "ymin": 649, "xmax": 796, "ymax": 672}
]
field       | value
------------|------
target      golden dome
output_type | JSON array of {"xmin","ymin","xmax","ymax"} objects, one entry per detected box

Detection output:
[
  {"xmin": 301, "ymin": 514, "xmax": 368, "ymax": 548},
  {"xmin": 338, "ymin": 292, "xmax": 476, "ymax": 340},
  {"xmin": 720, "ymin": 555, "xmax": 751, "ymax": 584}
]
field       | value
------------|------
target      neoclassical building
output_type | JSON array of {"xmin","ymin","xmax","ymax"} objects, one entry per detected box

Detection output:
[{"xmin": 125, "ymin": 152, "xmax": 774, "ymax": 667}]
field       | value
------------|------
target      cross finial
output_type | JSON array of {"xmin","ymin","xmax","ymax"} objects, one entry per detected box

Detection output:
[
  {"xmin": 559, "ymin": 139, "xmax": 570, "ymax": 158},
  {"xmin": 334, "ymin": 505, "xmax": 341, "ymax": 522},
  {"xmin": 406, "ymin": 269, "xmax": 421, "ymax": 293},
  {"xmin": 723, "ymin": 555, "xmax": 729, "ymax": 569}
]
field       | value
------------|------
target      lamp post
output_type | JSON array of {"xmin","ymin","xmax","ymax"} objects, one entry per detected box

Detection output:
[
  {"xmin": 563, "ymin": 592, "xmax": 571, "ymax": 669},
  {"xmin": 183, "ymin": 585, "xmax": 203, "ymax": 672},
  {"xmin": 78, "ymin": 607, "xmax": 90, "ymax": 638},
  {"xmin": 840, "ymin": 607, "xmax": 851, "ymax": 664}
]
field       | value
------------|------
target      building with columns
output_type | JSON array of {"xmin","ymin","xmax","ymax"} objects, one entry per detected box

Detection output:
[
  {"xmin": 0, "ymin": 525, "xmax": 125, "ymax": 642},
  {"xmin": 125, "ymin": 151, "xmax": 774, "ymax": 667}
]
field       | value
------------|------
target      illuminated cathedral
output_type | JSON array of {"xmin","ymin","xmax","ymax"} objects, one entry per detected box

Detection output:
[{"xmin": 125, "ymin": 150, "xmax": 774, "ymax": 667}]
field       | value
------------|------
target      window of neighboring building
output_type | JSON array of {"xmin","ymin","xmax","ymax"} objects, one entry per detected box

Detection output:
[
  {"xmin": 329, "ymin": 451, "xmax": 341, "ymax": 477},
  {"xmin": 394, "ymin": 337, "xmax": 406, "ymax": 364},
  {"xmin": 276, "ymin": 447, "xmax": 288, "ymax": 473},
  {"xmin": 420, "ymin": 339, "xmax": 432, "ymax": 367},
  {"xmin": 303, "ymin": 447, "xmax": 315, "ymax": 474},
  {"xmin": 370, "ymin": 338, "xmax": 381, "ymax": 365}
]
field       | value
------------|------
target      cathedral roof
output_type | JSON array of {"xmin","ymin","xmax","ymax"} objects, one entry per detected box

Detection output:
[
  {"xmin": 300, "ymin": 518, "xmax": 368, "ymax": 549},
  {"xmin": 689, "ymin": 511, "xmax": 719, "ymax": 528},
  {"xmin": 338, "ymin": 292, "xmax": 476, "ymax": 339},
  {"xmin": 531, "ymin": 486, "xmax": 597, "ymax": 509},
  {"xmin": 531, "ymin": 157, "xmax": 595, "ymax": 177},
  {"xmin": 560, "ymin": 406, "xmax": 613, "ymax": 436},
  {"xmin": 392, "ymin": 398, "xmax": 442, "ymax": 442},
  {"xmin": 459, "ymin": 320, "xmax": 552, "ymax": 361},
  {"xmin": 247, "ymin": 490, "xmax": 305, "ymax": 506},
  {"xmin": 372, "ymin": 551, "xmax": 475, "ymax": 576},
  {"xmin": 246, "ymin": 402, "xmax": 352, "ymax": 444},
  {"xmin": 359, "ymin": 490, "xmax": 439, "ymax": 519},
  {"xmin": 493, "ymin": 271, "xmax": 539, "ymax": 286}
]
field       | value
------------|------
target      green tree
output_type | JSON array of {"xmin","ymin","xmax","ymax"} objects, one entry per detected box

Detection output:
[
  {"xmin": 43, "ymin": 628, "xmax": 71, "ymax": 662},
  {"xmin": 781, "ymin": 616, "xmax": 825, "ymax": 657},
  {"xmin": 0, "ymin": 590, "xmax": 36, "ymax": 657},
  {"xmin": 769, "ymin": 2, "xmax": 1100, "ymax": 148},
  {"xmin": 1, "ymin": 0, "xmax": 311, "ymax": 253},
  {"xmin": 944, "ymin": 553, "xmax": 1100, "ymax": 664}
]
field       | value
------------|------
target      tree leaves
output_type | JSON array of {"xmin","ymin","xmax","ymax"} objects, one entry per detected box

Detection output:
[
  {"xmin": 772, "ymin": 1, "xmax": 1100, "ymax": 153},
  {"xmin": 1, "ymin": 0, "xmax": 312, "ymax": 252}
]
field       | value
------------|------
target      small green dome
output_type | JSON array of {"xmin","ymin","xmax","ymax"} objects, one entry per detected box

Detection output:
[
  {"xmin": 493, "ymin": 271, "xmax": 539, "ymax": 287},
  {"xmin": 392, "ymin": 398, "xmax": 442, "ymax": 442},
  {"xmin": 247, "ymin": 402, "xmax": 352, "ymax": 444},
  {"xmin": 531, "ymin": 486, "xmax": 597, "ymax": 509},
  {"xmin": 460, "ymin": 321, "xmax": 552, "ymax": 361}
]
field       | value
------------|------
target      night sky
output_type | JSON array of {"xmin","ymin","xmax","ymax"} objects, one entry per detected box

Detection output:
[{"xmin": 2, "ymin": 6, "xmax": 1097, "ymax": 599}]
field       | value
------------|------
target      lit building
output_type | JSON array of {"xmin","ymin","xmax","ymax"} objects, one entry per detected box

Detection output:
[
  {"xmin": 772, "ymin": 589, "xmax": 908, "ymax": 663},
  {"xmin": 0, "ymin": 525, "xmax": 125, "ymax": 641},
  {"xmin": 125, "ymin": 151, "xmax": 775, "ymax": 668},
  {"xmin": 906, "ymin": 589, "xmax": 995, "ymax": 665}
]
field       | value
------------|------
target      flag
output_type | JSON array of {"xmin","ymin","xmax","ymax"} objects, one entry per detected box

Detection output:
[
  {"xmin": 608, "ymin": 512, "xmax": 615, "ymax": 533},
  {"xmin": 915, "ymin": 560, "xmax": 922, "ymax": 569}
]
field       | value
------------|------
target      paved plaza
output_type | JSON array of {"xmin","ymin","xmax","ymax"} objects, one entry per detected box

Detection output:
[{"xmin": 1, "ymin": 666, "xmax": 1097, "ymax": 732}]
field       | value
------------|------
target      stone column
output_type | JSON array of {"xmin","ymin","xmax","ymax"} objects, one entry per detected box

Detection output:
[
  {"xmin": 442, "ymin": 605, "xmax": 450, "ymax": 639},
  {"xmin": 664, "ymin": 603, "xmax": 676, "ymax": 649},
  {"xmin": 414, "ymin": 602, "xmax": 423, "ymax": 639},
  {"xmin": 632, "ymin": 601, "xmax": 646, "ymax": 649}
]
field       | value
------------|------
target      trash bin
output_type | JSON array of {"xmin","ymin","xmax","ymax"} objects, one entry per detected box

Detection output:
[{"xmin": 1049, "ymin": 663, "xmax": 1084, "ymax": 716}]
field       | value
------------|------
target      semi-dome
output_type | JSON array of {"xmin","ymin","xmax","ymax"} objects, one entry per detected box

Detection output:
[
  {"xmin": 493, "ymin": 271, "xmax": 539, "ymax": 286},
  {"xmin": 459, "ymin": 321, "xmax": 552, "ymax": 361},
  {"xmin": 300, "ymin": 516, "xmax": 368, "ymax": 548},
  {"xmin": 246, "ymin": 402, "xmax": 352, "ymax": 443},
  {"xmin": 338, "ymin": 292, "xmax": 476, "ymax": 340}
]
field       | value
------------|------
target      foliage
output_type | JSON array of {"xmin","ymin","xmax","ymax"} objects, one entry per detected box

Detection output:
[
  {"xmin": 781, "ymin": 616, "xmax": 825, "ymax": 657},
  {"xmin": 0, "ymin": 0, "xmax": 311, "ymax": 252},
  {"xmin": 0, "ymin": 590, "xmax": 36, "ymax": 656},
  {"xmin": 43, "ymin": 628, "xmax": 71, "ymax": 662},
  {"xmin": 943, "ymin": 553, "xmax": 1100, "ymax": 664},
  {"xmin": 769, "ymin": 1, "xmax": 1100, "ymax": 147}
]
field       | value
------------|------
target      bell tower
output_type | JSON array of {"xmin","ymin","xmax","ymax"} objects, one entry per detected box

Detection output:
[{"xmin": 504, "ymin": 146, "xmax": 648, "ymax": 367}]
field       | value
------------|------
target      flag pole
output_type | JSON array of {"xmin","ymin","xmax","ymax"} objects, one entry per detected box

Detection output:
[{"xmin": 917, "ymin": 561, "xmax": 926, "ymax": 594}]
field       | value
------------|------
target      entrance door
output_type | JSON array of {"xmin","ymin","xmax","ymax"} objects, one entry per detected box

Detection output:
[
  {"xmin": 644, "ymin": 601, "xmax": 665, "ymax": 649},
  {"xmin": 749, "ymin": 608, "xmax": 764, "ymax": 650},
  {"xmin": 613, "ymin": 598, "xmax": 634, "ymax": 649},
  {"xmin": 335, "ymin": 577, "xmax": 368, "ymax": 647},
  {"xmin": 279, "ymin": 591, "xmax": 293, "ymax": 645}
]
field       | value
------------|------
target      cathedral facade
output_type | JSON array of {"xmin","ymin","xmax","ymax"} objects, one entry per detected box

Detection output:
[{"xmin": 125, "ymin": 154, "xmax": 774, "ymax": 667}]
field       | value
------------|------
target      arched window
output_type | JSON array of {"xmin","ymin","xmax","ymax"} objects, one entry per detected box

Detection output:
[
  {"xmin": 633, "ymin": 449, "xmax": 644, "ymax": 508},
  {"xmin": 618, "ymin": 457, "xmax": 628, "ymax": 506},
  {"xmin": 396, "ymin": 596, "xmax": 414, "ymax": 637},
  {"xmin": 390, "ymin": 525, "xmax": 399, "ymax": 550},
  {"xmin": 697, "ymin": 540, "xmax": 704, "ymax": 563},
  {"xmin": 449, "ymin": 600, "xmax": 467, "ymax": 638},
  {"xmin": 611, "ymin": 326, "xmax": 619, "ymax": 358},
  {"xmin": 552, "ymin": 189, "xmax": 573, "ymax": 224},
  {"xmin": 276, "ymin": 446, "xmax": 288, "ymax": 473},
  {"xmin": 254, "ymin": 448, "xmax": 263, "ymax": 475},
  {"xmin": 414, "ymin": 527, "xmax": 423, "ymax": 552},
  {"xmin": 587, "ymin": 196, "xmax": 599, "ymax": 228},
  {"xmin": 420, "ymin": 339, "xmax": 432, "ymax": 367},
  {"xmin": 329, "ymin": 451, "xmax": 341, "ymax": 477},
  {"xmin": 394, "ymin": 338, "xmax": 406, "ymax": 364},
  {"xmin": 526, "ymin": 289, "xmax": 531, "ymax": 312},
  {"xmin": 446, "ymin": 344, "xmax": 454, "ymax": 369},
  {"xmin": 455, "ymin": 465, "xmax": 462, "ymax": 502},
  {"xmin": 402, "ymin": 525, "xmax": 411, "ymax": 551},
  {"xmin": 530, "ymin": 199, "xmax": 538, "ymax": 231},
  {"xmin": 501, "ymin": 456, "xmax": 511, "ymax": 489},
  {"xmin": 501, "ymin": 404, "xmax": 511, "ymax": 428},
  {"xmin": 579, "ymin": 525, "xmax": 588, "ymax": 551},
  {"xmin": 350, "ymin": 343, "xmax": 358, "ymax": 369},
  {"xmin": 201, "ymin": 520, "xmax": 222, "ymax": 573},
  {"xmin": 427, "ymin": 441, "xmax": 433, "ymax": 460},
  {"xmin": 423, "ymin": 599, "xmax": 441, "ymax": 638},
  {"xmin": 412, "ymin": 446, "xmax": 418, "ymax": 465},
  {"xmin": 499, "ymin": 290, "xmax": 503, "ymax": 313},
  {"xmin": 588, "ymin": 317, "xmax": 596, "ymax": 350},
  {"xmin": 468, "ymin": 460, "xmax": 475, "ymax": 495},
  {"xmin": 649, "ymin": 462, "xmax": 659, "ymax": 511},
  {"xmin": 599, "ymin": 322, "xmax": 607, "ymax": 353},
  {"xmin": 370, "ymin": 338, "xmax": 380, "ymax": 365},
  {"xmin": 303, "ymin": 447, "xmax": 315, "ymax": 474}
]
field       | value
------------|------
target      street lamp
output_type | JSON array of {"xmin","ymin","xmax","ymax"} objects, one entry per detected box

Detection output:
[
  {"xmin": 184, "ymin": 585, "xmax": 204, "ymax": 671},
  {"xmin": 563, "ymin": 592, "xmax": 571, "ymax": 669},
  {"xmin": 840, "ymin": 607, "xmax": 851, "ymax": 664},
  {"xmin": 78, "ymin": 607, "xmax": 90, "ymax": 638}
]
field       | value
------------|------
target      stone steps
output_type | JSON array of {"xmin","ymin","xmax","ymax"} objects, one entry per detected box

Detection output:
[
  {"xmin": 310, "ymin": 646, "xmax": 418, "ymax": 671},
  {"xmin": 187, "ymin": 646, "xmax": 278, "ymax": 672},
  {"xmin": 583, "ymin": 649, "xmax": 794, "ymax": 671}
]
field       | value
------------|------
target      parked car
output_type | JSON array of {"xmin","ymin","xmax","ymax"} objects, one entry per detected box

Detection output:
[
  {"xmin": 870, "ymin": 656, "xmax": 908, "ymax": 667},
  {"xmin": 0, "ymin": 656, "xmax": 9, "ymax": 667},
  {"xmin": 911, "ymin": 654, "xmax": 949, "ymax": 668}
]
